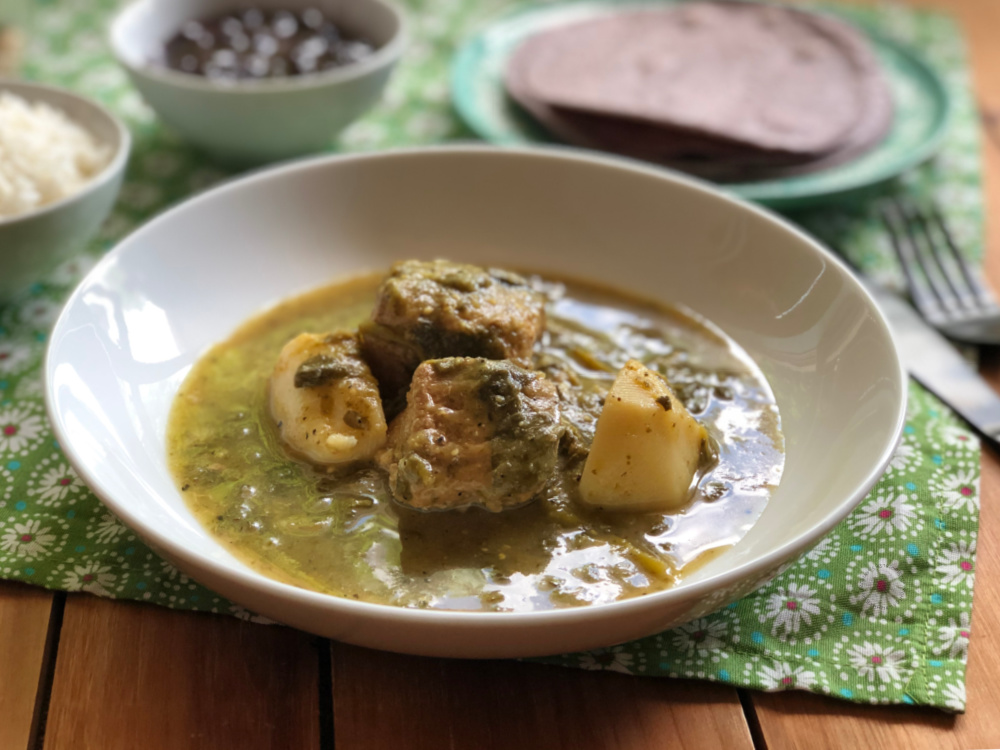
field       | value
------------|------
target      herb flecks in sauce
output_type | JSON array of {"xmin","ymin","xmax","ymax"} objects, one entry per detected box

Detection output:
[
  {"xmin": 380, "ymin": 358, "xmax": 562, "ymax": 512},
  {"xmin": 168, "ymin": 272, "xmax": 784, "ymax": 612},
  {"xmin": 294, "ymin": 353, "xmax": 364, "ymax": 389}
]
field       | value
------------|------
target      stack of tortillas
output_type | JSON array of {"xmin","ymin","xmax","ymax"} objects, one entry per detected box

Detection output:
[{"xmin": 505, "ymin": 2, "xmax": 893, "ymax": 181}]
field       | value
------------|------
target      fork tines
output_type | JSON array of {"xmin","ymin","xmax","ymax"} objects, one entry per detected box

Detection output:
[{"xmin": 878, "ymin": 196, "xmax": 998, "ymax": 331}]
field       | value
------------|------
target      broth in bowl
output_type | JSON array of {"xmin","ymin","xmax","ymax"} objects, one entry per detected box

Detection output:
[{"xmin": 167, "ymin": 261, "xmax": 784, "ymax": 612}]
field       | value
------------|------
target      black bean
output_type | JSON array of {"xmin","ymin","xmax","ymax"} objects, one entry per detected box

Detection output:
[{"xmin": 163, "ymin": 7, "xmax": 376, "ymax": 80}]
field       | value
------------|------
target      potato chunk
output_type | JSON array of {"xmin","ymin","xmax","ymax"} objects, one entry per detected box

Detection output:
[
  {"xmin": 270, "ymin": 332, "xmax": 387, "ymax": 465},
  {"xmin": 579, "ymin": 360, "xmax": 706, "ymax": 512}
]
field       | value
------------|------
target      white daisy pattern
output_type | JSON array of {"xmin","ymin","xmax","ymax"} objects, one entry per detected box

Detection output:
[
  {"xmin": 160, "ymin": 559, "xmax": 188, "ymax": 582},
  {"xmin": 670, "ymin": 617, "xmax": 727, "ymax": 656},
  {"xmin": 758, "ymin": 661, "xmax": 817, "ymax": 691},
  {"xmin": 12, "ymin": 376, "xmax": 45, "ymax": 401},
  {"xmin": 577, "ymin": 645, "xmax": 635, "ymax": 675},
  {"xmin": 929, "ymin": 468, "xmax": 979, "ymax": 514},
  {"xmin": 846, "ymin": 642, "xmax": 908, "ymax": 682},
  {"xmin": 937, "ymin": 612, "xmax": 972, "ymax": 659},
  {"xmin": 936, "ymin": 540, "xmax": 976, "ymax": 589},
  {"xmin": 0, "ymin": 519, "xmax": 56, "ymax": 560},
  {"xmin": 61, "ymin": 562, "xmax": 117, "ymax": 596},
  {"xmin": 885, "ymin": 442, "xmax": 920, "ymax": 474},
  {"xmin": 940, "ymin": 424, "xmax": 976, "ymax": 449},
  {"xmin": 803, "ymin": 535, "xmax": 838, "ymax": 563},
  {"xmin": 91, "ymin": 511, "xmax": 128, "ymax": 545},
  {"xmin": 763, "ymin": 584, "xmax": 821, "ymax": 638},
  {"xmin": 849, "ymin": 492, "xmax": 919, "ymax": 539},
  {"xmin": 942, "ymin": 681, "xmax": 967, "ymax": 712},
  {"xmin": 0, "ymin": 404, "xmax": 46, "ymax": 455},
  {"xmin": 29, "ymin": 461, "xmax": 85, "ymax": 505},
  {"xmin": 0, "ymin": 340, "xmax": 34, "ymax": 376},
  {"xmin": 10, "ymin": 298, "xmax": 64, "ymax": 331},
  {"xmin": 852, "ymin": 559, "xmax": 906, "ymax": 617},
  {"xmin": 0, "ymin": 466, "xmax": 14, "ymax": 505}
]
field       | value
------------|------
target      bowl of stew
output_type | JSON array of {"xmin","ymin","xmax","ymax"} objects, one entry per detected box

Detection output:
[
  {"xmin": 45, "ymin": 147, "xmax": 905, "ymax": 657},
  {"xmin": 109, "ymin": 0, "xmax": 406, "ymax": 165}
]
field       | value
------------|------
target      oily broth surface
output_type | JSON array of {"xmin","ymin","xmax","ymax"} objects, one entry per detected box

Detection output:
[{"xmin": 167, "ymin": 272, "xmax": 784, "ymax": 611}]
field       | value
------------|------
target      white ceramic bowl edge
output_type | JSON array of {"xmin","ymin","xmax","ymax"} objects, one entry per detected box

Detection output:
[
  {"xmin": 0, "ymin": 79, "xmax": 130, "ymax": 300},
  {"xmin": 45, "ymin": 146, "xmax": 906, "ymax": 657},
  {"xmin": 109, "ymin": 0, "xmax": 407, "ymax": 165}
]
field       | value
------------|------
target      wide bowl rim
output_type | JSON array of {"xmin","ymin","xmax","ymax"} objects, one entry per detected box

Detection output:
[
  {"xmin": 0, "ymin": 78, "xmax": 131, "ymax": 227},
  {"xmin": 108, "ymin": 0, "xmax": 409, "ymax": 95},
  {"xmin": 45, "ymin": 144, "xmax": 907, "ymax": 628}
]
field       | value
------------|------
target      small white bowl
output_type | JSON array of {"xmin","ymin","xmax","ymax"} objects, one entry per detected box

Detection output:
[
  {"xmin": 109, "ymin": 0, "xmax": 406, "ymax": 165},
  {"xmin": 46, "ymin": 147, "xmax": 906, "ymax": 658},
  {"xmin": 0, "ymin": 80, "xmax": 129, "ymax": 301}
]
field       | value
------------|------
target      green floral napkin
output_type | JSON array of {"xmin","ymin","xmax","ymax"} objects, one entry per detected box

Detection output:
[{"xmin": 0, "ymin": 0, "xmax": 982, "ymax": 710}]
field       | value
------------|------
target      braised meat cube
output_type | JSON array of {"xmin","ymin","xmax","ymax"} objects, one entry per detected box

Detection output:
[
  {"xmin": 359, "ymin": 260, "xmax": 546, "ymax": 404},
  {"xmin": 534, "ymin": 354, "xmax": 608, "ymax": 465},
  {"xmin": 378, "ymin": 357, "xmax": 562, "ymax": 512}
]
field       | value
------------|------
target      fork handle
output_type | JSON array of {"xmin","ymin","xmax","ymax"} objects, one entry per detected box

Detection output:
[{"xmin": 866, "ymin": 281, "xmax": 1000, "ymax": 445}]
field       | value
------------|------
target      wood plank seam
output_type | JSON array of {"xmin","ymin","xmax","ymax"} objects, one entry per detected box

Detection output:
[
  {"xmin": 40, "ymin": 599, "xmax": 323, "ymax": 750},
  {"xmin": 30, "ymin": 592, "xmax": 66, "ymax": 750},
  {"xmin": 0, "ymin": 584, "xmax": 57, "ymax": 750},
  {"xmin": 318, "ymin": 638, "xmax": 335, "ymax": 750},
  {"xmin": 738, "ymin": 689, "xmax": 768, "ymax": 750}
]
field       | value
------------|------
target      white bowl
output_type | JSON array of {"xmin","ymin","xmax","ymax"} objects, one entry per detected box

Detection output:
[
  {"xmin": 109, "ymin": 0, "xmax": 406, "ymax": 165},
  {"xmin": 0, "ymin": 80, "xmax": 129, "ymax": 301},
  {"xmin": 46, "ymin": 147, "xmax": 905, "ymax": 658}
]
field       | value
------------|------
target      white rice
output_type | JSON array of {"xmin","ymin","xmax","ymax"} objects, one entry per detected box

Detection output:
[{"xmin": 0, "ymin": 91, "xmax": 112, "ymax": 219}]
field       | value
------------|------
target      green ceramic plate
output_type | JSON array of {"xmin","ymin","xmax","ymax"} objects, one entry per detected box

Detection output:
[{"xmin": 451, "ymin": 1, "xmax": 952, "ymax": 209}]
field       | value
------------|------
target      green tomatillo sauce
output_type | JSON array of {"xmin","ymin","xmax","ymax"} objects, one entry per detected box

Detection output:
[{"xmin": 167, "ymin": 271, "xmax": 784, "ymax": 612}]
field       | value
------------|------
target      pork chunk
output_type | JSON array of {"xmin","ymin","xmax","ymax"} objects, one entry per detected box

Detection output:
[
  {"xmin": 378, "ymin": 357, "xmax": 561, "ymax": 512},
  {"xmin": 359, "ymin": 261, "xmax": 546, "ymax": 406}
]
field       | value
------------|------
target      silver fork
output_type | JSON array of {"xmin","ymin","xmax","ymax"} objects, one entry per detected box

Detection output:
[{"xmin": 878, "ymin": 196, "xmax": 1000, "ymax": 344}]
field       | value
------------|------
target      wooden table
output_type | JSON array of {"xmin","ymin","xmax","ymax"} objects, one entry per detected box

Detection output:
[{"xmin": 3, "ymin": 0, "xmax": 1000, "ymax": 747}]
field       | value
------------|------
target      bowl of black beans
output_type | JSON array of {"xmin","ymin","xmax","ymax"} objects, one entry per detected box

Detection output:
[{"xmin": 110, "ymin": 0, "xmax": 406, "ymax": 164}]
